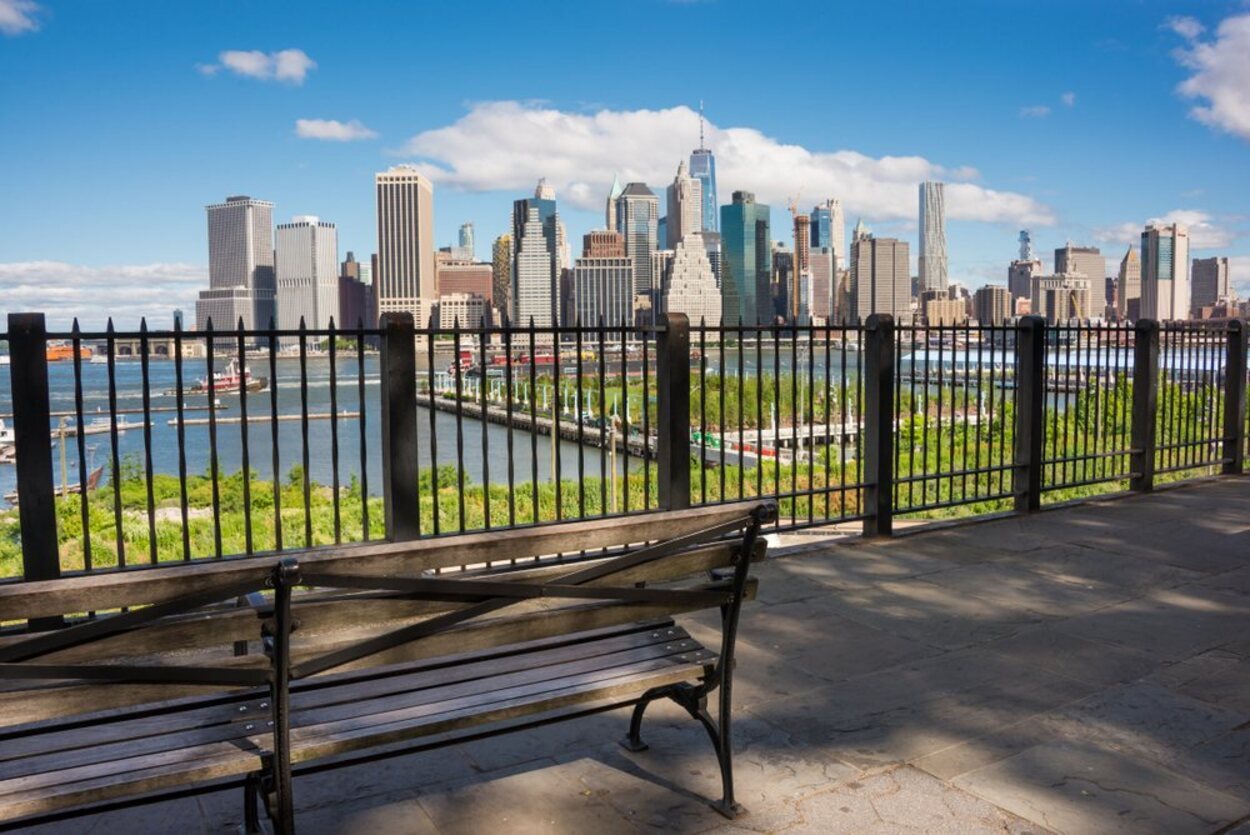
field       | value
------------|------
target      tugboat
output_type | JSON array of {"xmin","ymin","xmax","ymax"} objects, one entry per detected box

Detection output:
[{"xmin": 171, "ymin": 358, "xmax": 268, "ymax": 396}]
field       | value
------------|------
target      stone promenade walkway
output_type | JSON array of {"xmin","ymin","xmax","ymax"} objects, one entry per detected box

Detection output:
[{"xmin": 37, "ymin": 478, "xmax": 1250, "ymax": 834}]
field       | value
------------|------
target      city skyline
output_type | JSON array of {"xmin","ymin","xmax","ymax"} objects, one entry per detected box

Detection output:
[{"xmin": 1, "ymin": 1, "xmax": 1248, "ymax": 325}]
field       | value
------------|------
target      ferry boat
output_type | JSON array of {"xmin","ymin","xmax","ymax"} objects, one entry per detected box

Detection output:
[
  {"xmin": 46, "ymin": 342, "xmax": 92, "ymax": 362},
  {"xmin": 172, "ymin": 358, "xmax": 268, "ymax": 396},
  {"xmin": 0, "ymin": 418, "xmax": 12, "ymax": 446}
]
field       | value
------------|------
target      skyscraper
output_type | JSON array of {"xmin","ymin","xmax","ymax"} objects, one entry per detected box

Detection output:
[
  {"xmin": 458, "ymin": 222, "xmax": 475, "ymax": 260},
  {"xmin": 810, "ymin": 199, "xmax": 845, "ymax": 272},
  {"xmin": 1032, "ymin": 273, "xmax": 1092, "ymax": 324},
  {"xmin": 491, "ymin": 234, "xmax": 512, "ymax": 321},
  {"xmin": 809, "ymin": 246, "xmax": 835, "ymax": 322},
  {"xmin": 1055, "ymin": 244, "xmax": 1107, "ymax": 317},
  {"xmin": 605, "ymin": 173, "xmax": 624, "ymax": 230},
  {"xmin": 375, "ymin": 166, "xmax": 436, "ymax": 325},
  {"xmin": 666, "ymin": 160, "xmax": 702, "ymax": 248},
  {"xmin": 512, "ymin": 180, "xmax": 560, "ymax": 321},
  {"xmin": 339, "ymin": 251, "xmax": 377, "ymax": 331},
  {"xmin": 770, "ymin": 245, "xmax": 793, "ymax": 324},
  {"xmin": 689, "ymin": 105, "xmax": 718, "ymax": 234},
  {"xmin": 1140, "ymin": 223, "xmax": 1191, "ymax": 321},
  {"xmin": 918, "ymin": 182, "xmax": 948, "ymax": 294},
  {"xmin": 792, "ymin": 214, "xmax": 811, "ymax": 322},
  {"xmin": 583, "ymin": 230, "xmax": 626, "ymax": 258},
  {"xmin": 1192, "ymin": 257, "xmax": 1232, "ymax": 313},
  {"xmin": 275, "ymin": 215, "xmax": 339, "ymax": 343},
  {"xmin": 1116, "ymin": 245, "xmax": 1141, "ymax": 320},
  {"xmin": 1008, "ymin": 230, "xmax": 1041, "ymax": 302},
  {"xmin": 852, "ymin": 223, "xmax": 911, "ymax": 323},
  {"xmin": 720, "ymin": 191, "xmax": 771, "ymax": 324},
  {"xmin": 973, "ymin": 284, "xmax": 1012, "ymax": 325},
  {"xmin": 514, "ymin": 207, "xmax": 557, "ymax": 327},
  {"xmin": 196, "ymin": 195, "xmax": 276, "ymax": 332},
  {"xmin": 614, "ymin": 182, "xmax": 660, "ymax": 310},
  {"xmin": 663, "ymin": 233, "xmax": 721, "ymax": 327},
  {"xmin": 573, "ymin": 231, "xmax": 632, "ymax": 326}
]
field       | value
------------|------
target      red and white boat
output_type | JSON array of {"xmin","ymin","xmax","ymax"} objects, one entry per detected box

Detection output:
[{"xmin": 172, "ymin": 358, "xmax": 268, "ymax": 395}]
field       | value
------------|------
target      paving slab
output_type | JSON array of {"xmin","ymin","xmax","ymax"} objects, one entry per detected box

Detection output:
[
  {"xmin": 954, "ymin": 739, "xmax": 1249, "ymax": 834},
  {"xmin": 1052, "ymin": 585, "xmax": 1249, "ymax": 662},
  {"xmin": 811, "ymin": 576, "xmax": 1046, "ymax": 650},
  {"xmin": 1001, "ymin": 541, "xmax": 1205, "ymax": 593},
  {"xmin": 982, "ymin": 627, "xmax": 1160, "ymax": 688},
  {"xmin": 414, "ymin": 760, "xmax": 634, "ymax": 835},
  {"xmin": 777, "ymin": 766, "xmax": 1046, "ymax": 835},
  {"xmin": 914, "ymin": 562, "xmax": 1126, "ymax": 619},
  {"xmin": 1052, "ymin": 680, "xmax": 1249, "ymax": 766},
  {"xmin": 747, "ymin": 649, "xmax": 1095, "ymax": 769},
  {"xmin": 1145, "ymin": 648, "xmax": 1250, "ymax": 715}
]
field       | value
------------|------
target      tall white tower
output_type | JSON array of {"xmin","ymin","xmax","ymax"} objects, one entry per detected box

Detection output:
[
  {"xmin": 375, "ymin": 165, "xmax": 436, "ymax": 326},
  {"xmin": 197, "ymin": 195, "xmax": 276, "ymax": 332},
  {"xmin": 918, "ymin": 181, "xmax": 948, "ymax": 293},
  {"xmin": 1140, "ymin": 223, "xmax": 1191, "ymax": 321},
  {"xmin": 666, "ymin": 160, "xmax": 703, "ymax": 249},
  {"xmin": 275, "ymin": 215, "xmax": 339, "ymax": 343}
]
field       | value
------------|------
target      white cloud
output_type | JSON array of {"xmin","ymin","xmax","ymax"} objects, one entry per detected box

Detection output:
[
  {"xmin": 1061, "ymin": 91, "xmax": 1077, "ymax": 107},
  {"xmin": 1093, "ymin": 209, "xmax": 1238, "ymax": 250},
  {"xmin": 0, "ymin": 262, "xmax": 206, "ymax": 329},
  {"xmin": 1164, "ymin": 15, "xmax": 1205, "ymax": 40},
  {"xmin": 0, "ymin": 0, "xmax": 40, "ymax": 36},
  {"xmin": 199, "ymin": 49, "xmax": 316, "ymax": 84},
  {"xmin": 397, "ymin": 101, "xmax": 1055, "ymax": 226},
  {"xmin": 1019, "ymin": 105, "xmax": 1051, "ymax": 118},
  {"xmin": 295, "ymin": 118, "xmax": 378, "ymax": 141},
  {"xmin": 1171, "ymin": 13, "xmax": 1250, "ymax": 141}
]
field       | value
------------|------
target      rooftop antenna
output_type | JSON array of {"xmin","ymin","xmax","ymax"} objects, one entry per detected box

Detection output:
[{"xmin": 698, "ymin": 100, "xmax": 705, "ymax": 150}]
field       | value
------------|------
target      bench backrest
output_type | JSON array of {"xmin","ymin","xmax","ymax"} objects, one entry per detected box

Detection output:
[{"xmin": 0, "ymin": 501, "xmax": 774, "ymax": 727}]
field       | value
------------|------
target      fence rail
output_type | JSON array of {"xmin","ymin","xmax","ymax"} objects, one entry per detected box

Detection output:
[{"xmin": 2, "ymin": 312, "xmax": 1247, "ymax": 587}]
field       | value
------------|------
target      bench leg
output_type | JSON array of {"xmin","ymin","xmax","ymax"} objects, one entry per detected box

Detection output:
[
  {"xmin": 241, "ymin": 772, "xmax": 270, "ymax": 835},
  {"xmin": 620, "ymin": 697, "xmax": 655, "ymax": 752},
  {"xmin": 691, "ymin": 701, "xmax": 741, "ymax": 819},
  {"xmin": 621, "ymin": 683, "xmax": 680, "ymax": 753}
]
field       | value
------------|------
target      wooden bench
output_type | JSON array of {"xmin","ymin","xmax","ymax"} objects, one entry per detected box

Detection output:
[{"xmin": 0, "ymin": 500, "xmax": 775, "ymax": 833}]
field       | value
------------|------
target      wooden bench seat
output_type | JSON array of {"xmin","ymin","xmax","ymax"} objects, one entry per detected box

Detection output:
[{"xmin": 0, "ymin": 501, "xmax": 775, "ymax": 832}]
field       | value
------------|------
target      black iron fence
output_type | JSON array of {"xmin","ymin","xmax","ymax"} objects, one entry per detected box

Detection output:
[{"xmin": 2, "ymin": 311, "xmax": 1247, "ymax": 584}]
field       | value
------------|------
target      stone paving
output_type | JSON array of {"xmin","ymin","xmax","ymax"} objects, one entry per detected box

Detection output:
[{"xmin": 34, "ymin": 478, "xmax": 1250, "ymax": 834}]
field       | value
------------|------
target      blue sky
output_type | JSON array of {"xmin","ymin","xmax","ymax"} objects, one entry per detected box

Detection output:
[{"xmin": 1, "ymin": 0, "xmax": 1248, "ymax": 326}]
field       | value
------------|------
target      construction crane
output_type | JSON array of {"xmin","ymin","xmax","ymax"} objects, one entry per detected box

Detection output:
[{"xmin": 787, "ymin": 191, "xmax": 803, "ymax": 219}]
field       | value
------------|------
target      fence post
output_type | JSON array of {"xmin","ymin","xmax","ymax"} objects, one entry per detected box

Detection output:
[
  {"xmin": 657, "ymin": 312, "xmax": 691, "ymax": 511},
  {"xmin": 1013, "ymin": 315, "xmax": 1045, "ymax": 512},
  {"xmin": 862, "ymin": 313, "xmax": 894, "ymax": 537},
  {"xmin": 8, "ymin": 314, "xmax": 62, "ymax": 622},
  {"xmin": 1222, "ymin": 319, "xmax": 1246, "ymax": 475},
  {"xmin": 379, "ymin": 312, "xmax": 420, "ymax": 540},
  {"xmin": 1131, "ymin": 318, "xmax": 1160, "ymax": 492}
]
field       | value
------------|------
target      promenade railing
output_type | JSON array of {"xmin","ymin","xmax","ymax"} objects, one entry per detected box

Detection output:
[{"xmin": 2, "ymin": 311, "xmax": 1247, "ymax": 589}]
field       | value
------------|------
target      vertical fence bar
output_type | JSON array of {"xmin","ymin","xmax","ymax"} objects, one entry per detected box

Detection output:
[
  {"xmin": 8, "ymin": 313, "xmax": 62, "ymax": 609},
  {"xmin": 862, "ymin": 313, "xmax": 894, "ymax": 537},
  {"xmin": 379, "ymin": 312, "xmax": 419, "ymax": 541},
  {"xmin": 1013, "ymin": 315, "xmax": 1045, "ymax": 512},
  {"xmin": 1131, "ymin": 319, "xmax": 1160, "ymax": 492},
  {"xmin": 1222, "ymin": 319, "xmax": 1246, "ymax": 475},
  {"xmin": 657, "ymin": 312, "xmax": 691, "ymax": 511}
]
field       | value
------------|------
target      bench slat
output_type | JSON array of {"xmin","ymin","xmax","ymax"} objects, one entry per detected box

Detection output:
[
  {"xmin": 0, "ymin": 624, "xmax": 696, "ymax": 778},
  {"xmin": 0, "ymin": 539, "xmax": 757, "ymax": 665},
  {"xmin": 0, "ymin": 649, "xmax": 705, "ymax": 823},
  {"xmin": 0, "ymin": 578, "xmax": 754, "ymax": 727},
  {"xmin": 0, "ymin": 503, "xmax": 762, "ymax": 621}
]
